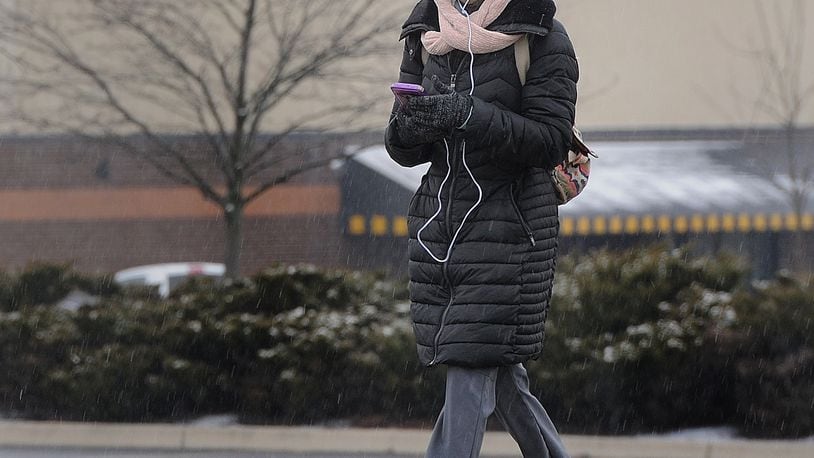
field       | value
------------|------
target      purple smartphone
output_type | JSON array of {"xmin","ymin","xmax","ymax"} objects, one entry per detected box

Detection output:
[{"xmin": 391, "ymin": 82, "xmax": 426, "ymax": 109}]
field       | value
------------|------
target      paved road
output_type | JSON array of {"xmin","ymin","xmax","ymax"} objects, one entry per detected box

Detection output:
[{"xmin": 0, "ymin": 449, "xmax": 426, "ymax": 458}]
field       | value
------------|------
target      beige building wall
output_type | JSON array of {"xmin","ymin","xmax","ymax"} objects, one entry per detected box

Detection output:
[
  {"xmin": 318, "ymin": 0, "xmax": 814, "ymax": 131},
  {"xmin": 2, "ymin": 0, "xmax": 813, "ymax": 134},
  {"xmin": 559, "ymin": 0, "xmax": 814, "ymax": 129},
  {"xmin": 375, "ymin": 0, "xmax": 814, "ymax": 131}
]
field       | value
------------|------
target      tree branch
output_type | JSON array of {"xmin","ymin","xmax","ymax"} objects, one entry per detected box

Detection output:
[{"xmin": 96, "ymin": 2, "xmax": 233, "ymax": 167}]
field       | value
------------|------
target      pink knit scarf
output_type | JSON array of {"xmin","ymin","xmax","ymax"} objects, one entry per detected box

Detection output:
[{"xmin": 422, "ymin": 0, "xmax": 520, "ymax": 55}]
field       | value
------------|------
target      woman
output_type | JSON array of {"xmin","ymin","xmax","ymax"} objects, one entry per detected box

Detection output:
[{"xmin": 385, "ymin": 0, "xmax": 577, "ymax": 456}]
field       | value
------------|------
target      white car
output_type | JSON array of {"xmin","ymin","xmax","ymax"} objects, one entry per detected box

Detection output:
[{"xmin": 113, "ymin": 262, "xmax": 225, "ymax": 297}]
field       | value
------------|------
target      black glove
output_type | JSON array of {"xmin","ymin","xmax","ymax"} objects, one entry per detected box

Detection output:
[
  {"xmin": 406, "ymin": 75, "xmax": 473, "ymax": 132},
  {"xmin": 393, "ymin": 109, "xmax": 447, "ymax": 147}
]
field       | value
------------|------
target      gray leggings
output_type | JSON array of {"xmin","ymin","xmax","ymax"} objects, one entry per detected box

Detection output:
[{"xmin": 426, "ymin": 364, "xmax": 570, "ymax": 458}]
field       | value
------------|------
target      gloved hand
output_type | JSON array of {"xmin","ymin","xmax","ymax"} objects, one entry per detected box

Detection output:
[
  {"xmin": 393, "ymin": 109, "xmax": 447, "ymax": 147},
  {"xmin": 406, "ymin": 75, "xmax": 473, "ymax": 132}
]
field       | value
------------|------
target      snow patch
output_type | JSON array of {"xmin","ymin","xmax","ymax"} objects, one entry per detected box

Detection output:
[
  {"xmin": 351, "ymin": 140, "xmax": 793, "ymax": 216},
  {"xmin": 650, "ymin": 426, "xmax": 740, "ymax": 441},
  {"xmin": 186, "ymin": 414, "xmax": 239, "ymax": 427},
  {"xmin": 352, "ymin": 144, "xmax": 430, "ymax": 191}
]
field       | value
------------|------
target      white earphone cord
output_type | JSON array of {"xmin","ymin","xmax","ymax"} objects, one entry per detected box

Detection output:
[{"xmin": 416, "ymin": 0, "xmax": 483, "ymax": 264}]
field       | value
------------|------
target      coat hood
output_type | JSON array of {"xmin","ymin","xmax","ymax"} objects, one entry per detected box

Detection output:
[{"xmin": 400, "ymin": 0, "xmax": 557, "ymax": 39}]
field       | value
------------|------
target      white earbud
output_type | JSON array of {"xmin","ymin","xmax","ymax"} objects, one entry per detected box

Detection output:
[{"xmin": 416, "ymin": 0, "xmax": 482, "ymax": 264}]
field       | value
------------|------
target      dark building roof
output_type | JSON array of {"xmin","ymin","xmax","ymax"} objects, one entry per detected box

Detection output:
[{"xmin": 343, "ymin": 129, "xmax": 814, "ymax": 238}]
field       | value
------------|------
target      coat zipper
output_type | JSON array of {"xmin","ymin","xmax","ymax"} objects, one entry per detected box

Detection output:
[
  {"xmin": 446, "ymin": 52, "xmax": 468, "ymax": 92},
  {"xmin": 510, "ymin": 183, "xmax": 536, "ymax": 246},
  {"xmin": 429, "ymin": 53, "xmax": 470, "ymax": 366},
  {"xmin": 429, "ymin": 265, "xmax": 454, "ymax": 366},
  {"xmin": 442, "ymin": 52, "xmax": 468, "ymax": 240}
]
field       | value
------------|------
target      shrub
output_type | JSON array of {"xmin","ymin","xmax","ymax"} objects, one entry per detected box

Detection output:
[
  {"xmin": 531, "ymin": 246, "xmax": 747, "ymax": 434},
  {"xmin": 0, "ymin": 305, "xmax": 80, "ymax": 419},
  {"xmin": 0, "ymin": 271, "xmax": 13, "ymax": 308},
  {"xmin": 226, "ymin": 266, "xmax": 440, "ymax": 424},
  {"xmin": 53, "ymin": 296, "xmax": 236, "ymax": 421},
  {"xmin": 1, "ymin": 252, "xmax": 813, "ymax": 438},
  {"xmin": 0, "ymin": 263, "xmax": 120, "ymax": 312},
  {"xmin": 729, "ymin": 274, "xmax": 814, "ymax": 438},
  {"xmin": 1, "ymin": 264, "xmax": 439, "ymax": 424}
]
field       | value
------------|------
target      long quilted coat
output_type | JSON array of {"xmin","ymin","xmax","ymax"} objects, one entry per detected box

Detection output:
[{"xmin": 385, "ymin": 0, "xmax": 578, "ymax": 368}]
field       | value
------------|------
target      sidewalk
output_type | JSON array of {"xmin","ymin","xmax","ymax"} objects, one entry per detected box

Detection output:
[{"xmin": 1, "ymin": 421, "xmax": 813, "ymax": 458}]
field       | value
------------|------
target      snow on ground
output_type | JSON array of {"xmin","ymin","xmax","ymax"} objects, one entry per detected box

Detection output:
[
  {"xmin": 185, "ymin": 414, "xmax": 239, "ymax": 427},
  {"xmin": 173, "ymin": 415, "xmax": 814, "ymax": 444},
  {"xmin": 645, "ymin": 426, "xmax": 740, "ymax": 442}
]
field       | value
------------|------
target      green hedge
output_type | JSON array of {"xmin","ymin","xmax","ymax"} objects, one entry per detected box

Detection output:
[
  {"xmin": 730, "ymin": 274, "xmax": 814, "ymax": 438},
  {"xmin": 0, "ymin": 264, "xmax": 442, "ymax": 425},
  {"xmin": 0, "ymin": 263, "xmax": 122, "ymax": 312},
  {"xmin": 0, "ymin": 253, "xmax": 812, "ymax": 438},
  {"xmin": 531, "ymin": 247, "xmax": 746, "ymax": 434}
]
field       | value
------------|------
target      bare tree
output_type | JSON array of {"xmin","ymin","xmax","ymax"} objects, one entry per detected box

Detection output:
[
  {"xmin": 719, "ymin": 0, "xmax": 814, "ymax": 272},
  {"xmin": 0, "ymin": 0, "xmax": 401, "ymax": 278},
  {"xmin": 745, "ymin": 0, "xmax": 814, "ymax": 217}
]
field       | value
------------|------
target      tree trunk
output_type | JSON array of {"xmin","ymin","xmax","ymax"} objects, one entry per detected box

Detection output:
[
  {"xmin": 784, "ymin": 124, "xmax": 807, "ymax": 273},
  {"xmin": 224, "ymin": 203, "xmax": 244, "ymax": 279}
]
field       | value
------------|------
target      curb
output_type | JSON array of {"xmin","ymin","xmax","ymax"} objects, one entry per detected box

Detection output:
[{"xmin": 1, "ymin": 421, "xmax": 813, "ymax": 457}]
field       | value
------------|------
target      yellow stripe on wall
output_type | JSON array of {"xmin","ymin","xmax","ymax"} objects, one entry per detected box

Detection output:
[
  {"xmin": 347, "ymin": 213, "xmax": 814, "ymax": 238},
  {"xmin": 754, "ymin": 214, "xmax": 768, "ymax": 232},
  {"xmin": 609, "ymin": 216, "xmax": 624, "ymax": 235},
  {"xmin": 658, "ymin": 215, "xmax": 672, "ymax": 233},
  {"xmin": 641, "ymin": 215, "xmax": 656, "ymax": 234},
  {"xmin": 625, "ymin": 216, "xmax": 640, "ymax": 234},
  {"xmin": 393, "ymin": 216, "xmax": 409, "ymax": 237},
  {"xmin": 557, "ymin": 213, "xmax": 814, "ymax": 237},
  {"xmin": 370, "ymin": 215, "xmax": 389, "ymax": 236},
  {"xmin": 561, "ymin": 217, "xmax": 575, "ymax": 236},
  {"xmin": 785, "ymin": 213, "xmax": 799, "ymax": 232},
  {"xmin": 593, "ymin": 216, "xmax": 607, "ymax": 235},
  {"xmin": 722, "ymin": 214, "xmax": 736, "ymax": 233},
  {"xmin": 706, "ymin": 214, "xmax": 721, "ymax": 233},
  {"xmin": 674, "ymin": 216, "xmax": 689, "ymax": 234},
  {"xmin": 577, "ymin": 217, "xmax": 592, "ymax": 236},
  {"xmin": 736, "ymin": 214, "xmax": 750, "ymax": 232},
  {"xmin": 347, "ymin": 215, "xmax": 366, "ymax": 235}
]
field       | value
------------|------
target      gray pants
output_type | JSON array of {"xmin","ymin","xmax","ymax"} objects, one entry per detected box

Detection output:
[{"xmin": 426, "ymin": 364, "xmax": 570, "ymax": 458}]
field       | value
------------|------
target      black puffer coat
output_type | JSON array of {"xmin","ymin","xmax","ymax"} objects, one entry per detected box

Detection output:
[{"xmin": 385, "ymin": 0, "xmax": 578, "ymax": 368}]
